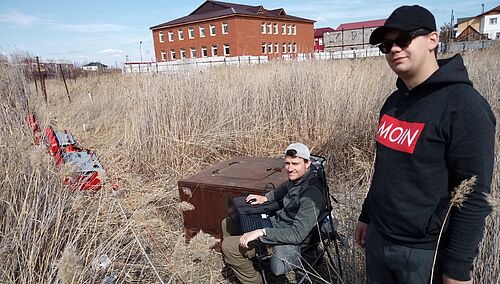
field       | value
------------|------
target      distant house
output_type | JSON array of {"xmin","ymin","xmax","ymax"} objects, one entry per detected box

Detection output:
[
  {"xmin": 314, "ymin": 27, "xmax": 334, "ymax": 52},
  {"xmin": 455, "ymin": 5, "xmax": 500, "ymax": 41},
  {"xmin": 150, "ymin": 0, "xmax": 315, "ymax": 61},
  {"xmin": 82, "ymin": 62, "xmax": 108, "ymax": 72},
  {"xmin": 323, "ymin": 19, "xmax": 385, "ymax": 52}
]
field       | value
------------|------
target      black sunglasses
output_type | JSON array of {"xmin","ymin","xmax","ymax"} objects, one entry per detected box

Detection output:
[{"xmin": 378, "ymin": 29, "xmax": 432, "ymax": 54}]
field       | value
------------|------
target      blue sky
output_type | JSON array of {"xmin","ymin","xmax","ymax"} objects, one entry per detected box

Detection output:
[{"xmin": 0, "ymin": 1, "xmax": 497, "ymax": 67}]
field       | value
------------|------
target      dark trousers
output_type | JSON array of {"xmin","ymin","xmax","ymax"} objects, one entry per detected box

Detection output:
[{"xmin": 365, "ymin": 224, "xmax": 443, "ymax": 284}]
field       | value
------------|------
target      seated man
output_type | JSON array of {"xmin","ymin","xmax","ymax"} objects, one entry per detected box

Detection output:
[{"xmin": 221, "ymin": 143, "xmax": 326, "ymax": 284}]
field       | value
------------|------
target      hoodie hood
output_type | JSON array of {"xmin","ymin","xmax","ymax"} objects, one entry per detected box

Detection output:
[{"xmin": 396, "ymin": 54, "xmax": 473, "ymax": 92}]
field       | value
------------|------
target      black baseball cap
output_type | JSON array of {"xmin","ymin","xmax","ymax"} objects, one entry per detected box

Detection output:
[{"xmin": 370, "ymin": 5, "xmax": 437, "ymax": 45}]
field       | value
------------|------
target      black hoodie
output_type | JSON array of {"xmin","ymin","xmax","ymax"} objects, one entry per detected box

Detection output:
[{"xmin": 359, "ymin": 54, "xmax": 496, "ymax": 281}]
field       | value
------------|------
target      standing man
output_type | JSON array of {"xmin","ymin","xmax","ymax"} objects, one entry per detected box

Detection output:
[
  {"xmin": 355, "ymin": 5, "xmax": 496, "ymax": 284},
  {"xmin": 221, "ymin": 143, "xmax": 326, "ymax": 284}
]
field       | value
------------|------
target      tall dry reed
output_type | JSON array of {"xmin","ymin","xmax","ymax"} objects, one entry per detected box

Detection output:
[{"xmin": 1, "ymin": 45, "xmax": 499, "ymax": 283}]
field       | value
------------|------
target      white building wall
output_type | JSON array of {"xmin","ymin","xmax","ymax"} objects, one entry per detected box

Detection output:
[{"xmin": 482, "ymin": 14, "xmax": 500, "ymax": 39}]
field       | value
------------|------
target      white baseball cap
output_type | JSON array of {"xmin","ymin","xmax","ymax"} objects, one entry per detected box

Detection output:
[{"xmin": 285, "ymin": 143, "xmax": 310, "ymax": 160}]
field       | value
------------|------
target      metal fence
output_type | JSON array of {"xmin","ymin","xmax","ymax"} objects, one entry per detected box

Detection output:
[
  {"xmin": 123, "ymin": 40, "xmax": 497, "ymax": 73},
  {"xmin": 123, "ymin": 55, "xmax": 269, "ymax": 73}
]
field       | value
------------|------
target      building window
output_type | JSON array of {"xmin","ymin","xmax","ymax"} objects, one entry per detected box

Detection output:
[
  {"xmin": 180, "ymin": 48, "xmax": 186, "ymax": 59},
  {"xmin": 211, "ymin": 45, "xmax": 218, "ymax": 56},
  {"xmin": 223, "ymin": 44, "xmax": 230, "ymax": 56},
  {"xmin": 490, "ymin": 17, "xmax": 498, "ymax": 25},
  {"xmin": 261, "ymin": 22, "xmax": 266, "ymax": 34},
  {"xmin": 170, "ymin": 49, "xmax": 176, "ymax": 60},
  {"xmin": 282, "ymin": 43, "xmax": 287, "ymax": 53},
  {"xmin": 178, "ymin": 29, "xmax": 184, "ymax": 40},
  {"xmin": 199, "ymin": 26, "xmax": 205, "ymax": 37},
  {"xmin": 282, "ymin": 24, "xmax": 286, "ymax": 35},
  {"xmin": 274, "ymin": 43, "xmax": 279, "ymax": 53},
  {"xmin": 288, "ymin": 43, "xmax": 293, "ymax": 53},
  {"xmin": 210, "ymin": 24, "xmax": 216, "ymax": 36},
  {"xmin": 161, "ymin": 50, "xmax": 167, "ymax": 61},
  {"xmin": 168, "ymin": 31, "xmax": 174, "ymax": 42},
  {"xmin": 292, "ymin": 25, "xmax": 296, "ymax": 35},
  {"xmin": 262, "ymin": 43, "xmax": 266, "ymax": 54},
  {"xmin": 188, "ymin": 27, "xmax": 194, "ymax": 39},
  {"xmin": 268, "ymin": 42, "xmax": 273, "ymax": 53},
  {"xmin": 267, "ymin": 22, "xmax": 272, "ymax": 34},
  {"xmin": 293, "ymin": 43, "xmax": 297, "ymax": 53},
  {"xmin": 496, "ymin": 32, "xmax": 500, "ymax": 39},
  {"xmin": 190, "ymin": 47, "xmax": 197, "ymax": 58},
  {"xmin": 288, "ymin": 24, "xmax": 292, "ymax": 35},
  {"xmin": 222, "ymin": 22, "xmax": 228, "ymax": 34},
  {"xmin": 159, "ymin": 32, "xmax": 164, "ymax": 43},
  {"xmin": 201, "ymin": 46, "xmax": 208, "ymax": 57},
  {"xmin": 319, "ymin": 38, "xmax": 323, "ymax": 46},
  {"xmin": 273, "ymin": 23, "xmax": 278, "ymax": 34}
]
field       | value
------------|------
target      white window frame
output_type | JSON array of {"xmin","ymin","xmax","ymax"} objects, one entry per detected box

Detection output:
[
  {"xmin": 170, "ymin": 49, "xmax": 176, "ymax": 60},
  {"xmin": 281, "ymin": 24, "xmax": 286, "ymax": 35},
  {"xmin": 188, "ymin": 27, "xmax": 194, "ymax": 39},
  {"xmin": 211, "ymin": 45, "xmax": 218, "ymax": 56},
  {"xmin": 178, "ymin": 29, "xmax": 184, "ymax": 40},
  {"xmin": 282, "ymin": 43, "xmax": 287, "ymax": 53},
  {"xmin": 168, "ymin": 31, "xmax": 174, "ymax": 42},
  {"xmin": 261, "ymin": 22, "xmax": 266, "ymax": 34},
  {"xmin": 222, "ymin": 22, "xmax": 228, "ymax": 34},
  {"xmin": 180, "ymin": 48, "xmax": 186, "ymax": 59},
  {"xmin": 159, "ymin": 32, "xmax": 164, "ymax": 43},
  {"xmin": 288, "ymin": 43, "xmax": 293, "ymax": 53},
  {"xmin": 273, "ymin": 23, "xmax": 278, "ymax": 34},
  {"xmin": 199, "ymin": 26, "xmax": 206, "ymax": 37},
  {"xmin": 274, "ymin": 43, "xmax": 279, "ymax": 53},
  {"xmin": 201, "ymin": 46, "xmax": 208, "ymax": 57},
  {"xmin": 293, "ymin": 43, "xmax": 297, "ymax": 53},
  {"xmin": 490, "ymin": 17, "xmax": 498, "ymax": 25},
  {"xmin": 268, "ymin": 42, "xmax": 273, "ymax": 53},
  {"xmin": 319, "ymin": 38, "xmax": 323, "ymax": 46},
  {"xmin": 223, "ymin": 44, "xmax": 230, "ymax": 56},
  {"xmin": 161, "ymin": 50, "xmax": 167, "ymax": 61},
  {"xmin": 210, "ymin": 24, "xmax": 216, "ymax": 36},
  {"xmin": 292, "ymin": 24, "xmax": 296, "ymax": 35},
  {"xmin": 190, "ymin": 47, "xmax": 197, "ymax": 58},
  {"xmin": 262, "ymin": 43, "xmax": 266, "ymax": 54},
  {"xmin": 267, "ymin": 22, "xmax": 272, "ymax": 34},
  {"xmin": 288, "ymin": 24, "xmax": 292, "ymax": 35}
]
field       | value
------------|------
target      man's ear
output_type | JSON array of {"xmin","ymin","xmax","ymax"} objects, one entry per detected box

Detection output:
[
  {"xmin": 428, "ymin": 31, "xmax": 439, "ymax": 51},
  {"xmin": 305, "ymin": 160, "xmax": 312, "ymax": 169}
]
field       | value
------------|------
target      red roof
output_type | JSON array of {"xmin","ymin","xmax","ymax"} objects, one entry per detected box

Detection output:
[
  {"xmin": 314, "ymin": 27, "xmax": 334, "ymax": 38},
  {"xmin": 151, "ymin": 0, "xmax": 314, "ymax": 30},
  {"xmin": 335, "ymin": 19, "xmax": 386, "ymax": 31}
]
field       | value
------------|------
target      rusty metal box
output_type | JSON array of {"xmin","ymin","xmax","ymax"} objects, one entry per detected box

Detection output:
[{"xmin": 177, "ymin": 156, "xmax": 288, "ymax": 242}]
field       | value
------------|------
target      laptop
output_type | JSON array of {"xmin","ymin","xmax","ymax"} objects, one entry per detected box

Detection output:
[{"xmin": 227, "ymin": 196, "xmax": 273, "ymax": 233}]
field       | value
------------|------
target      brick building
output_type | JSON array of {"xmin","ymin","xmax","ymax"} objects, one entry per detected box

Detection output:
[
  {"xmin": 324, "ymin": 19, "xmax": 385, "ymax": 52},
  {"xmin": 314, "ymin": 27, "xmax": 334, "ymax": 52},
  {"xmin": 150, "ymin": 0, "xmax": 314, "ymax": 62}
]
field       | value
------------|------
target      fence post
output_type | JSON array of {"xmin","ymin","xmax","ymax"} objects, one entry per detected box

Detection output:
[
  {"xmin": 36, "ymin": 56, "xmax": 47, "ymax": 103},
  {"xmin": 59, "ymin": 64, "xmax": 71, "ymax": 103}
]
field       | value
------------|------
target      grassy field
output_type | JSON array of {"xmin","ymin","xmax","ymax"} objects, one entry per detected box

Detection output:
[{"xmin": 0, "ymin": 46, "xmax": 498, "ymax": 283}]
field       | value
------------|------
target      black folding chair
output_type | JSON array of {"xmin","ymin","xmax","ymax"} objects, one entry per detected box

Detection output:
[{"xmin": 256, "ymin": 155, "xmax": 344, "ymax": 284}]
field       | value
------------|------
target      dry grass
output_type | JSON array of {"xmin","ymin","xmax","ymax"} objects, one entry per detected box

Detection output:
[{"xmin": 1, "ymin": 45, "xmax": 498, "ymax": 283}]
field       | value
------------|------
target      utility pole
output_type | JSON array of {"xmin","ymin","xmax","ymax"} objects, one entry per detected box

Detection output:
[
  {"xmin": 450, "ymin": 9, "xmax": 454, "ymax": 43},
  {"xmin": 139, "ymin": 41, "xmax": 143, "ymax": 62}
]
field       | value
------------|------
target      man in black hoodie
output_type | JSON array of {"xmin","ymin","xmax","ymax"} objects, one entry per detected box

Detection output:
[{"xmin": 355, "ymin": 5, "xmax": 496, "ymax": 284}]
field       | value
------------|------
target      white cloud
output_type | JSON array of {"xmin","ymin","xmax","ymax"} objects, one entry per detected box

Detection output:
[
  {"xmin": 53, "ymin": 23, "xmax": 125, "ymax": 33},
  {"xmin": 100, "ymin": 48, "xmax": 125, "ymax": 57},
  {"xmin": 0, "ymin": 10, "xmax": 37, "ymax": 26}
]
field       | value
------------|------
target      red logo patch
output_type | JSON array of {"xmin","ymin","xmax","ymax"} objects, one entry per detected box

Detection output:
[{"xmin": 377, "ymin": 114, "xmax": 425, "ymax": 154}]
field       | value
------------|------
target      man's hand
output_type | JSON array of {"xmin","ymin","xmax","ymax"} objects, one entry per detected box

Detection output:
[
  {"xmin": 239, "ymin": 229, "xmax": 264, "ymax": 248},
  {"xmin": 442, "ymin": 274, "xmax": 472, "ymax": 284},
  {"xmin": 355, "ymin": 221, "xmax": 369, "ymax": 248},
  {"xmin": 246, "ymin": 194, "xmax": 268, "ymax": 205}
]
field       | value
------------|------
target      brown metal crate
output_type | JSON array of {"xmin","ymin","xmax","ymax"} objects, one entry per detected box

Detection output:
[{"xmin": 178, "ymin": 156, "xmax": 288, "ymax": 243}]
